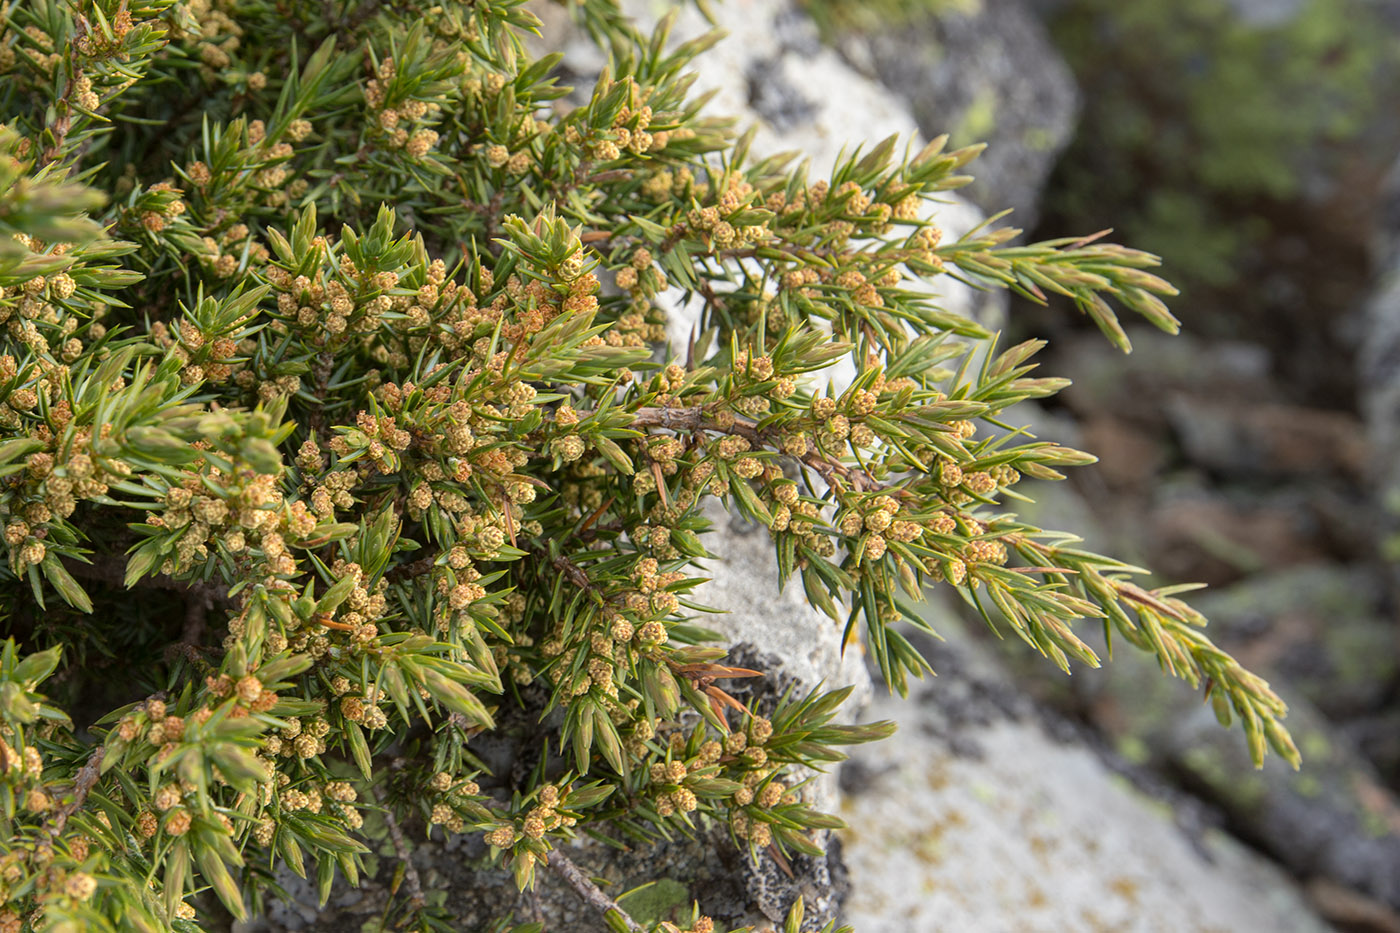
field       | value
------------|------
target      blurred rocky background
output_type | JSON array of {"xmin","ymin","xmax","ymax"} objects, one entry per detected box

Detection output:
[
  {"xmin": 702, "ymin": 0, "xmax": 1400, "ymax": 928},
  {"xmin": 821, "ymin": 0, "xmax": 1400, "ymax": 930}
]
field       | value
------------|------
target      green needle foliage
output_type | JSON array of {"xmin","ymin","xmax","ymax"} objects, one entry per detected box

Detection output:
[{"xmin": 0, "ymin": 0, "xmax": 1295, "ymax": 930}]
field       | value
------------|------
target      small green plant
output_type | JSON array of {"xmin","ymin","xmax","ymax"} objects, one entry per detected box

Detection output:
[{"xmin": 0, "ymin": 0, "xmax": 1295, "ymax": 930}]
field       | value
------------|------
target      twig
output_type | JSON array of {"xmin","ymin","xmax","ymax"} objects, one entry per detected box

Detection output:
[
  {"xmin": 47, "ymin": 746, "xmax": 105, "ymax": 839},
  {"xmin": 624, "ymin": 404, "xmax": 882, "ymax": 492},
  {"xmin": 385, "ymin": 550, "xmax": 439, "ymax": 584},
  {"xmin": 545, "ymin": 846, "xmax": 644, "ymax": 933},
  {"xmin": 549, "ymin": 551, "xmax": 594, "ymax": 591},
  {"xmin": 308, "ymin": 349, "xmax": 336, "ymax": 438},
  {"xmin": 39, "ymin": 17, "xmax": 90, "ymax": 167},
  {"xmin": 371, "ymin": 786, "xmax": 426, "ymax": 911}
]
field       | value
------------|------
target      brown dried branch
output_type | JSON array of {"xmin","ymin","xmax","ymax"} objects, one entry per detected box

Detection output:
[
  {"xmin": 39, "ymin": 19, "xmax": 90, "ymax": 167},
  {"xmin": 545, "ymin": 847, "xmax": 644, "ymax": 933},
  {"xmin": 46, "ymin": 745, "xmax": 104, "ymax": 839},
  {"xmin": 628, "ymin": 404, "xmax": 882, "ymax": 492},
  {"xmin": 308, "ymin": 349, "xmax": 336, "ymax": 438},
  {"xmin": 371, "ymin": 786, "xmax": 426, "ymax": 912},
  {"xmin": 385, "ymin": 551, "xmax": 439, "ymax": 584},
  {"xmin": 550, "ymin": 551, "xmax": 594, "ymax": 591}
]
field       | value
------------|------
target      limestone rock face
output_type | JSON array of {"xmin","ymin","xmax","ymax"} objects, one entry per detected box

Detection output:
[
  {"xmin": 838, "ymin": 615, "xmax": 1333, "ymax": 933},
  {"xmin": 694, "ymin": 508, "xmax": 874, "ymax": 762}
]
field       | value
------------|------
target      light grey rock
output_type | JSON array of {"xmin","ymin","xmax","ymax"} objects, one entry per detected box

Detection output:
[
  {"xmin": 696, "ymin": 503, "xmax": 872, "ymax": 731},
  {"xmin": 838, "ymin": 608, "xmax": 1334, "ymax": 933},
  {"xmin": 980, "ymin": 542, "xmax": 1400, "ymax": 915}
]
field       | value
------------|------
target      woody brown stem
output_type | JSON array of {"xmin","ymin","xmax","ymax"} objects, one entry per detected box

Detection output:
[
  {"xmin": 308, "ymin": 349, "xmax": 335, "ymax": 437},
  {"xmin": 627, "ymin": 405, "xmax": 881, "ymax": 492},
  {"xmin": 46, "ymin": 746, "xmax": 104, "ymax": 839},
  {"xmin": 371, "ymin": 787, "xmax": 426, "ymax": 911},
  {"xmin": 545, "ymin": 847, "xmax": 644, "ymax": 933},
  {"xmin": 386, "ymin": 551, "xmax": 439, "ymax": 583}
]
